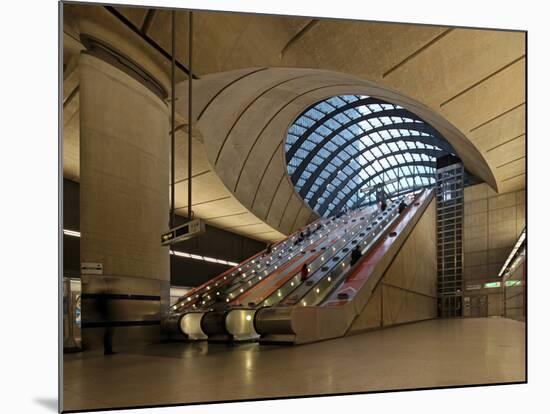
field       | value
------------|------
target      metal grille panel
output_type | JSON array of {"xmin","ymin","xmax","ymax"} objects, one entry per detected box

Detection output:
[{"xmin": 436, "ymin": 161, "xmax": 464, "ymax": 318}]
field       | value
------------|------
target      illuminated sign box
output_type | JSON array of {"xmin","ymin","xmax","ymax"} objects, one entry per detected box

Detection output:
[{"xmin": 161, "ymin": 219, "xmax": 205, "ymax": 245}]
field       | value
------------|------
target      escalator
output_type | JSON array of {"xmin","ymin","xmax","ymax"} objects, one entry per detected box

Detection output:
[
  {"xmin": 163, "ymin": 209, "xmax": 364, "ymax": 339},
  {"xmin": 221, "ymin": 195, "xmax": 409, "ymax": 341},
  {"xmin": 254, "ymin": 189, "xmax": 434, "ymax": 344},
  {"xmin": 164, "ymin": 189, "xmax": 432, "ymax": 344},
  {"xmin": 191, "ymin": 208, "xmax": 373, "ymax": 341}
]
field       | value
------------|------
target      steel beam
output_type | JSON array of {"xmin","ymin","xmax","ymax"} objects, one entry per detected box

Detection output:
[
  {"xmin": 304, "ymin": 147, "xmax": 443, "ymax": 206},
  {"xmin": 317, "ymin": 161, "xmax": 435, "ymax": 215},
  {"xmin": 296, "ymin": 134, "xmax": 448, "ymax": 197},
  {"xmin": 286, "ymin": 96, "xmax": 390, "ymax": 161},
  {"xmin": 290, "ymin": 121, "xmax": 444, "ymax": 184}
]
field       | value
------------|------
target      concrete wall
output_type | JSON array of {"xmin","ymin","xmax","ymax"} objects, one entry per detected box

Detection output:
[
  {"xmin": 462, "ymin": 183, "xmax": 525, "ymax": 319},
  {"xmin": 79, "ymin": 53, "xmax": 170, "ymax": 281},
  {"xmin": 78, "ymin": 52, "xmax": 170, "ymax": 350},
  {"xmin": 463, "ymin": 183, "xmax": 525, "ymax": 286},
  {"xmin": 463, "ymin": 289, "xmax": 503, "ymax": 317},
  {"xmin": 348, "ymin": 197, "xmax": 437, "ymax": 333},
  {"xmin": 63, "ymin": 178, "xmax": 266, "ymax": 286},
  {"xmin": 504, "ymin": 254, "xmax": 526, "ymax": 321}
]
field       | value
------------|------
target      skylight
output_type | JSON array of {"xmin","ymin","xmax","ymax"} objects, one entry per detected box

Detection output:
[{"xmin": 285, "ymin": 95, "xmax": 455, "ymax": 217}]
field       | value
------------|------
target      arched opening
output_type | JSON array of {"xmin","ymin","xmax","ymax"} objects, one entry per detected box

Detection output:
[{"xmin": 285, "ymin": 94, "xmax": 476, "ymax": 217}]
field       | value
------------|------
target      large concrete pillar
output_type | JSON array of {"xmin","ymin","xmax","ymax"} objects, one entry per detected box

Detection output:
[{"xmin": 78, "ymin": 44, "xmax": 170, "ymax": 350}]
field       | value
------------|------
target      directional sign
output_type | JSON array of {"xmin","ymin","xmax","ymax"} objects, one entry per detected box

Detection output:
[
  {"xmin": 81, "ymin": 262, "xmax": 103, "ymax": 275},
  {"xmin": 161, "ymin": 219, "xmax": 205, "ymax": 245}
]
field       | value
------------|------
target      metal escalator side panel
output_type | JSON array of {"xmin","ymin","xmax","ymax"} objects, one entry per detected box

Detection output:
[
  {"xmin": 200, "ymin": 310, "xmax": 230, "ymax": 336},
  {"xmin": 223, "ymin": 241, "xmax": 305, "ymax": 304},
  {"xmin": 323, "ymin": 189, "xmax": 433, "ymax": 307},
  {"xmin": 179, "ymin": 312, "xmax": 208, "ymax": 340},
  {"xmin": 162, "ymin": 312, "xmax": 186, "ymax": 337},
  {"xmin": 231, "ymin": 236, "xmax": 327, "ymax": 306},
  {"xmin": 258, "ymin": 213, "xmax": 362, "ymax": 308},
  {"xmin": 280, "ymin": 207, "xmax": 382, "ymax": 307},
  {"xmin": 185, "ymin": 248, "xmax": 265, "ymax": 295},
  {"xmin": 183, "ymin": 237, "xmax": 300, "ymax": 311},
  {"xmin": 225, "ymin": 309, "xmax": 259, "ymax": 341},
  {"xmin": 171, "ymin": 221, "xmax": 306, "ymax": 312},
  {"xmin": 221, "ymin": 219, "xmax": 338, "ymax": 307},
  {"xmin": 230, "ymin": 221, "xmax": 349, "ymax": 337},
  {"xmin": 174, "ymin": 263, "xmax": 257, "ymax": 312},
  {"xmin": 254, "ymin": 306, "xmax": 295, "ymax": 337},
  {"xmin": 168, "ymin": 205, "xmax": 376, "ymax": 335},
  {"xmin": 284, "ymin": 200, "xmax": 402, "ymax": 308},
  {"xmin": 255, "ymin": 303, "xmax": 355, "ymax": 344},
  {"xmin": 260, "ymin": 273, "xmax": 299, "ymax": 307},
  {"xmin": 251, "ymin": 249, "xmax": 325, "ymax": 305},
  {"xmin": 249, "ymin": 204, "xmax": 386, "ymax": 309},
  {"xmin": 315, "ymin": 203, "xmax": 403, "ymax": 306},
  {"xmin": 252, "ymin": 208, "xmax": 381, "ymax": 344},
  {"xmin": 254, "ymin": 195, "xmax": 435, "ymax": 345},
  {"xmin": 228, "ymin": 252, "xmax": 304, "ymax": 306},
  {"xmin": 168, "ymin": 219, "xmax": 328, "ymax": 326}
]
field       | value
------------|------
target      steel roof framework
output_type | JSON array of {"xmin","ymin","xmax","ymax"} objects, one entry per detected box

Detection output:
[{"xmin": 285, "ymin": 95, "xmax": 455, "ymax": 217}]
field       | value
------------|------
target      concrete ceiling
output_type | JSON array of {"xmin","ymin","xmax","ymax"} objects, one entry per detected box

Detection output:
[
  {"xmin": 173, "ymin": 66, "xmax": 498, "ymax": 238},
  {"xmin": 63, "ymin": 4, "xmax": 525, "ymax": 242}
]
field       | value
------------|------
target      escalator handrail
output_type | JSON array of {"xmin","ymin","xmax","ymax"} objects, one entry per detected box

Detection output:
[{"xmin": 284, "ymin": 198, "xmax": 405, "ymax": 307}]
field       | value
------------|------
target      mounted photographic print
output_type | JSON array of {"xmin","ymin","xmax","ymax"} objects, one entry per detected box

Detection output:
[{"xmin": 60, "ymin": 1, "xmax": 526, "ymax": 412}]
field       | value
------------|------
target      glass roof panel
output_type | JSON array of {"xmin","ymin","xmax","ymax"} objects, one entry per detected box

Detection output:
[{"xmin": 286, "ymin": 95, "xmax": 455, "ymax": 217}]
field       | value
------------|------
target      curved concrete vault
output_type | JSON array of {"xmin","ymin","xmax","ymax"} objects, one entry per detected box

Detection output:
[
  {"xmin": 174, "ymin": 67, "xmax": 498, "ymax": 241},
  {"xmin": 63, "ymin": 6, "xmax": 524, "ymax": 244}
]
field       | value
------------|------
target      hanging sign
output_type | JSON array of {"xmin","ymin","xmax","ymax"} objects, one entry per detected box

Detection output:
[{"xmin": 161, "ymin": 219, "xmax": 205, "ymax": 245}]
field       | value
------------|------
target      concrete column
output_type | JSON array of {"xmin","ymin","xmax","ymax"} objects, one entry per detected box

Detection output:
[{"xmin": 79, "ymin": 50, "xmax": 170, "ymax": 350}]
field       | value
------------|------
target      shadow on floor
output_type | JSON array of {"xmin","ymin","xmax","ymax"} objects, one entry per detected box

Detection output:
[{"xmin": 34, "ymin": 397, "xmax": 58, "ymax": 412}]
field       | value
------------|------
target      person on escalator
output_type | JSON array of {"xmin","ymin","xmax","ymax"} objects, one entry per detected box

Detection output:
[
  {"xmin": 350, "ymin": 245, "xmax": 363, "ymax": 267},
  {"xmin": 294, "ymin": 231, "xmax": 305, "ymax": 246},
  {"xmin": 300, "ymin": 263, "xmax": 309, "ymax": 282},
  {"xmin": 266, "ymin": 243, "xmax": 273, "ymax": 254},
  {"xmin": 398, "ymin": 200, "xmax": 407, "ymax": 214},
  {"xmin": 380, "ymin": 200, "xmax": 387, "ymax": 212}
]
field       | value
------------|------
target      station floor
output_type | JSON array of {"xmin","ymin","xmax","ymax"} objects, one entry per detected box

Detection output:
[{"xmin": 63, "ymin": 317, "xmax": 525, "ymax": 412}]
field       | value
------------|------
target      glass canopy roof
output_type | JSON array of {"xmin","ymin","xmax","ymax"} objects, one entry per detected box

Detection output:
[{"xmin": 285, "ymin": 95, "xmax": 456, "ymax": 217}]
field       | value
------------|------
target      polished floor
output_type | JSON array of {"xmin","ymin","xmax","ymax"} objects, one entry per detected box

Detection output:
[{"xmin": 63, "ymin": 318, "xmax": 525, "ymax": 411}]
